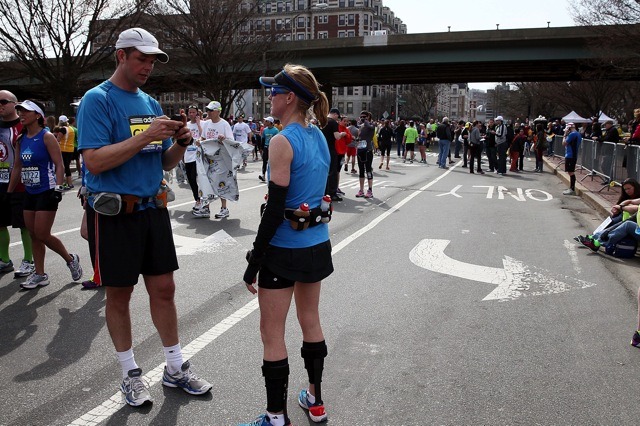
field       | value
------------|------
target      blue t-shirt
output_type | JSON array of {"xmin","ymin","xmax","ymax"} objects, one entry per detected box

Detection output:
[
  {"xmin": 565, "ymin": 131, "xmax": 582, "ymax": 159},
  {"xmin": 20, "ymin": 128, "xmax": 56, "ymax": 194},
  {"xmin": 263, "ymin": 126, "xmax": 279, "ymax": 147},
  {"xmin": 269, "ymin": 123, "xmax": 330, "ymax": 249},
  {"xmin": 77, "ymin": 81, "xmax": 172, "ymax": 198}
]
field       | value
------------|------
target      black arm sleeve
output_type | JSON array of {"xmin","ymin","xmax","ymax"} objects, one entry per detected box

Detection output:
[{"xmin": 243, "ymin": 181, "xmax": 288, "ymax": 284}]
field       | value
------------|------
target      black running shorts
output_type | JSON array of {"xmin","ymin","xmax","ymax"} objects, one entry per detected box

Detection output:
[
  {"xmin": 565, "ymin": 157, "xmax": 577, "ymax": 173},
  {"xmin": 258, "ymin": 240, "xmax": 333, "ymax": 289},
  {"xmin": 405, "ymin": 143, "xmax": 415, "ymax": 152},
  {"xmin": 87, "ymin": 206, "xmax": 179, "ymax": 286},
  {"xmin": 23, "ymin": 189, "xmax": 60, "ymax": 212}
]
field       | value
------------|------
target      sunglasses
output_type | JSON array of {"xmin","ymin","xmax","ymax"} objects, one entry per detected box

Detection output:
[
  {"xmin": 0, "ymin": 99, "xmax": 16, "ymax": 105},
  {"xmin": 270, "ymin": 87, "xmax": 291, "ymax": 97}
]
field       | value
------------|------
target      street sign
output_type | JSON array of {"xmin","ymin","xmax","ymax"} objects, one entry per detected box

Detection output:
[{"xmin": 383, "ymin": 111, "xmax": 389, "ymax": 119}]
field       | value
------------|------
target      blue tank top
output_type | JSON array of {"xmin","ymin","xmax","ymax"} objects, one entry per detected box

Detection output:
[
  {"xmin": 269, "ymin": 123, "xmax": 330, "ymax": 249},
  {"xmin": 20, "ymin": 129, "xmax": 56, "ymax": 194}
]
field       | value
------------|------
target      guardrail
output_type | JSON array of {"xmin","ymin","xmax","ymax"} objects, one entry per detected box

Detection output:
[{"xmin": 552, "ymin": 136, "xmax": 640, "ymax": 190}]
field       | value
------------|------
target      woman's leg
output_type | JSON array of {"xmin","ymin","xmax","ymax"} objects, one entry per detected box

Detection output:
[
  {"xmin": 22, "ymin": 210, "xmax": 45, "ymax": 275},
  {"xmin": 33, "ymin": 210, "xmax": 72, "ymax": 263}
]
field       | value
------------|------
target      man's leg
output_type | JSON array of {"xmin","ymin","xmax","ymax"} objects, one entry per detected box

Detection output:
[{"xmin": 106, "ymin": 286, "xmax": 135, "ymax": 352}]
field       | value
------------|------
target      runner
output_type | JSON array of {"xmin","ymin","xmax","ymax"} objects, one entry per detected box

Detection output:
[
  {"xmin": 240, "ymin": 63, "xmax": 333, "ymax": 426},
  {"xmin": 7, "ymin": 99, "xmax": 83, "ymax": 289}
]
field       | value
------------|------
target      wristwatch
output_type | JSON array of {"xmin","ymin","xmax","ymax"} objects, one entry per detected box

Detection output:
[
  {"xmin": 54, "ymin": 185, "xmax": 64, "ymax": 192},
  {"xmin": 176, "ymin": 137, "xmax": 193, "ymax": 147}
]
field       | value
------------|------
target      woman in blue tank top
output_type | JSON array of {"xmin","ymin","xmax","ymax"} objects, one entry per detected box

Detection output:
[
  {"xmin": 7, "ymin": 100, "xmax": 82, "ymax": 289},
  {"xmin": 239, "ymin": 65, "xmax": 333, "ymax": 426}
]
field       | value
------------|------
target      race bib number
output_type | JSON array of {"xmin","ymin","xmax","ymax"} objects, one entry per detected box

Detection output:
[
  {"xmin": 21, "ymin": 166, "xmax": 41, "ymax": 186},
  {"xmin": 0, "ymin": 166, "xmax": 9, "ymax": 184},
  {"xmin": 129, "ymin": 115, "xmax": 163, "ymax": 153},
  {"xmin": 357, "ymin": 140, "xmax": 368, "ymax": 149}
]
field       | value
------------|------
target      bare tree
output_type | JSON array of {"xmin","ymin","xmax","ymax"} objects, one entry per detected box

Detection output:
[
  {"xmin": 149, "ymin": 0, "xmax": 282, "ymax": 118},
  {"xmin": 0, "ymin": 0, "xmax": 149, "ymax": 115},
  {"xmin": 402, "ymin": 84, "xmax": 444, "ymax": 120}
]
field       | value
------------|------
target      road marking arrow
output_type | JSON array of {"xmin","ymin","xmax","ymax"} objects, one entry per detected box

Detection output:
[
  {"xmin": 173, "ymin": 230, "xmax": 237, "ymax": 256},
  {"xmin": 409, "ymin": 239, "xmax": 597, "ymax": 301}
]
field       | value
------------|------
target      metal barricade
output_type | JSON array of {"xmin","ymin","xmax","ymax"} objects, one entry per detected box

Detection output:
[{"xmin": 616, "ymin": 144, "xmax": 640, "ymax": 183}]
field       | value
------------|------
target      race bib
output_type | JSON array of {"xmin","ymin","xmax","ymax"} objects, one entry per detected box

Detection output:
[
  {"xmin": 0, "ymin": 166, "xmax": 9, "ymax": 184},
  {"xmin": 357, "ymin": 140, "xmax": 368, "ymax": 149},
  {"xmin": 129, "ymin": 115, "xmax": 163, "ymax": 154},
  {"xmin": 21, "ymin": 166, "xmax": 41, "ymax": 186}
]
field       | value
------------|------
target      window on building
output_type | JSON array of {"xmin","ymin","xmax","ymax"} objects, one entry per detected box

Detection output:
[
  {"xmin": 364, "ymin": 0, "xmax": 369, "ymax": 6},
  {"xmin": 372, "ymin": 86, "xmax": 378, "ymax": 98},
  {"xmin": 256, "ymin": 20, "xmax": 262, "ymax": 31},
  {"xmin": 347, "ymin": 86, "xmax": 354, "ymax": 95},
  {"xmin": 297, "ymin": 16, "xmax": 305, "ymax": 28},
  {"xmin": 297, "ymin": 33, "xmax": 306, "ymax": 40},
  {"xmin": 318, "ymin": 31, "xmax": 328, "ymax": 38},
  {"xmin": 276, "ymin": 19, "xmax": 283, "ymax": 29},
  {"xmin": 286, "ymin": 1, "xmax": 293, "ymax": 12},
  {"xmin": 277, "ymin": 2, "xmax": 284, "ymax": 12},
  {"xmin": 339, "ymin": 15, "xmax": 345, "ymax": 26},
  {"xmin": 343, "ymin": 87, "xmax": 348, "ymax": 95},
  {"xmin": 362, "ymin": 102, "xmax": 367, "ymax": 112},
  {"xmin": 347, "ymin": 30, "xmax": 355, "ymax": 37},
  {"xmin": 339, "ymin": 0, "xmax": 345, "ymax": 7},
  {"xmin": 347, "ymin": 102, "xmax": 353, "ymax": 114},
  {"xmin": 338, "ymin": 102, "xmax": 344, "ymax": 112},
  {"xmin": 265, "ymin": 3, "xmax": 271, "ymax": 12},
  {"xmin": 297, "ymin": 0, "xmax": 306, "ymax": 10},
  {"xmin": 265, "ymin": 20, "xmax": 271, "ymax": 30},
  {"xmin": 348, "ymin": 14, "xmax": 355, "ymax": 25},
  {"xmin": 364, "ymin": 14, "xmax": 368, "ymax": 25},
  {"xmin": 338, "ymin": 31, "xmax": 345, "ymax": 38},
  {"xmin": 354, "ymin": 87, "xmax": 360, "ymax": 96},
  {"xmin": 285, "ymin": 18, "xmax": 291, "ymax": 29},
  {"xmin": 349, "ymin": 0, "xmax": 355, "ymax": 6}
]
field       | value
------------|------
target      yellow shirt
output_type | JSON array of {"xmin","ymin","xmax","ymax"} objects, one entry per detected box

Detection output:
[{"xmin": 59, "ymin": 125, "xmax": 75, "ymax": 153}]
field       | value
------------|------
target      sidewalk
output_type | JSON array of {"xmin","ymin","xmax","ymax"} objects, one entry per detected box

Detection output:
[{"xmin": 543, "ymin": 155, "xmax": 619, "ymax": 217}]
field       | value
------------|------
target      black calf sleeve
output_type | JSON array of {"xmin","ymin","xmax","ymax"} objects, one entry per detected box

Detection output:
[
  {"xmin": 301, "ymin": 340, "xmax": 328, "ymax": 404},
  {"xmin": 570, "ymin": 175, "xmax": 576, "ymax": 190},
  {"xmin": 262, "ymin": 358, "xmax": 290, "ymax": 415}
]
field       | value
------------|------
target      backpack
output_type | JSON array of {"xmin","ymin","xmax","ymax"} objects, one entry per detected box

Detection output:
[{"xmin": 604, "ymin": 237, "xmax": 638, "ymax": 258}]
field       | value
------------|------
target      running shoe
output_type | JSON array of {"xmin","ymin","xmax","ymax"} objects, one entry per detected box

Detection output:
[
  {"xmin": 192, "ymin": 206, "xmax": 210, "ymax": 218},
  {"xmin": 563, "ymin": 188, "xmax": 576, "ymax": 196},
  {"xmin": 580, "ymin": 238, "xmax": 600, "ymax": 252},
  {"xmin": 67, "ymin": 253, "xmax": 83, "ymax": 281},
  {"xmin": 21, "ymin": 273, "xmax": 49, "ymax": 290},
  {"xmin": 162, "ymin": 360, "xmax": 212, "ymax": 395},
  {"xmin": 238, "ymin": 414, "xmax": 291, "ymax": 426},
  {"xmin": 631, "ymin": 331, "xmax": 640, "ymax": 348},
  {"xmin": 298, "ymin": 389, "xmax": 328, "ymax": 423},
  {"xmin": 82, "ymin": 279, "xmax": 101, "ymax": 289},
  {"xmin": 0, "ymin": 259, "xmax": 14, "ymax": 274},
  {"xmin": 351, "ymin": 169, "xmax": 357, "ymax": 174},
  {"xmin": 258, "ymin": 175, "xmax": 265, "ymax": 182},
  {"xmin": 344, "ymin": 164, "xmax": 348, "ymax": 172},
  {"xmin": 14, "ymin": 260, "xmax": 35, "ymax": 278},
  {"xmin": 330, "ymin": 195, "xmax": 343, "ymax": 202},
  {"xmin": 215, "ymin": 208, "xmax": 230, "ymax": 219},
  {"xmin": 192, "ymin": 201, "xmax": 201, "ymax": 211},
  {"xmin": 355, "ymin": 189, "xmax": 365, "ymax": 198},
  {"xmin": 121, "ymin": 368, "xmax": 152, "ymax": 407},
  {"xmin": 365, "ymin": 189, "xmax": 373, "ymax": 199},
  {"xmin": 336, "ymin": 188, "xmax": 345, "ymax": 195}
]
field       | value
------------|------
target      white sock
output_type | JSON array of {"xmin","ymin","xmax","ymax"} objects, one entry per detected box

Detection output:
[
  {"xmin": 266, "ymin": 412, "xmax": 286, "ymax": 426},
  {"xmin": 163, "ymin": 343, "xmax": 184, "ymax": 374},
  {"xmin": 306, "ymin": 389, "xmax": 316, "ymax": 404},
  {"xmin": 116, "ymin": 348, "xmax": 138, "ymax": 379}
]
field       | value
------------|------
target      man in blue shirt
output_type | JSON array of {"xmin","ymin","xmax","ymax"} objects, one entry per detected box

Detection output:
[
  {"xmin": 78, "ymin": 27, "xmax": 211, "ymax": 407},
  {"xmin": 562, "ymin": 122, "xmax": 583, "ymax": 195}
]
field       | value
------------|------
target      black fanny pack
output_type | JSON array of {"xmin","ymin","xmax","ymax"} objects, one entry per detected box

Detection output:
[{"xmin": 284, "ymin": 206, "xmax": 331, "ymax": 231}]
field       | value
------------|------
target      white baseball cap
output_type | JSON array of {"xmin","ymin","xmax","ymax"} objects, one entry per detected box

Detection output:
[
  {"xmin": 205, "ymin": 101, "xmax": 222, "ymax": 111},
  {"xmin": 58, "ymin": 115, "xmax": 68, "ymax": 123},
  {"xmin": 495, "ymin": 116, "xmax": 504, "ymax": 121},
  {"xmin": 265, "ymin": 116, "xmax": 274, "ymax": 123},
  {"xmin": 115, "ymin": 28, "xmax": 169, "ymax": 63}
]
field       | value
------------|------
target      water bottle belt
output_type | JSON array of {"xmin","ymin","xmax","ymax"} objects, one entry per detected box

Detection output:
[{"xmin": 284, "ymin": 206, "xmax": 331, "ymax": 231}]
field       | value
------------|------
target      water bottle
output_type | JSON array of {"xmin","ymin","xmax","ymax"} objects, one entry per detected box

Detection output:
[
  {"xmin": 320, "ymin": 195, "xmax": 331, "ymax": 223},
  {"xmin": 291, "ymin": 202, "xmax": 310, "ymax": 230}
]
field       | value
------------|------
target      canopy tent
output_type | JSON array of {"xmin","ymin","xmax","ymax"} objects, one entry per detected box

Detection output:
[
  {"xmin": 596, "ymin": 111, "xmax": 617, "ymax": 124},
  {"xmin": 562, "ymin": 111, "xmax": 591, "ymax": 124}
]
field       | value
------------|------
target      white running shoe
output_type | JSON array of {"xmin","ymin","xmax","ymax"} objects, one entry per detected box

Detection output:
[
  {"xmin": 14, "ymin": 260, "xmax": 35, "ymax": 278},
  {"xmin": 21, "ymin": 273, "xmax": 50, "ymax": 289},
  {"xmin": 215, "ymin": 208, "xmax": 229, "ymax": 218},
  {"xmin": 121, "ymin": 368, "xmax": 152, "ymax": 407},
  {"xmin": 67, "ymin": 253, "xmax": 83, "ymax": 281},
  {"xmin": 192, "ymin": 206, "xmax": 210, "ymax": 218}
]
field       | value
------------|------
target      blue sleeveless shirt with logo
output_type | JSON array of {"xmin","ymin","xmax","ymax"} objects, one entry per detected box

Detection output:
[
  {"xmin": 269, "ymin": 123, "xmax": 330, "ymax": 249},
  {"xmin": 20, "ymin": 129, "xmax": 56, "ymax": 194}
]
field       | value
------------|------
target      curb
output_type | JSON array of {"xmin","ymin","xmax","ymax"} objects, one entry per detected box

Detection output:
[{"xmin": 542, "ymin": 156, "xmax": 610, "ymax": 218}]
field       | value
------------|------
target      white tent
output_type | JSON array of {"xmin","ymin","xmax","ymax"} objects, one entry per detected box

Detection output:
[
  {"xmin": 562, "ymin": 111, "xmax": 591, "ymax": 124},
  {"xmin": 596, "ymin": 111, "xmax": 617, "ymax": 124}
]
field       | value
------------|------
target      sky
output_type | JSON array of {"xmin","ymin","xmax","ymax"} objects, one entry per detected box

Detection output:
[{"xmin": 382, "ymin": 0, "xmax": 577, "ymax": 91}]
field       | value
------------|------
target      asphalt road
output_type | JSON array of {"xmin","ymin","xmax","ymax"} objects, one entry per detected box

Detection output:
[{"xmin": 1, "ymin": 153, "xmax": 639, "ymax": 426}]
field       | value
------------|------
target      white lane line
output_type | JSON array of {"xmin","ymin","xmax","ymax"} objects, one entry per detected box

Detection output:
[{"xmin": 68, "ymin": 166, "xmax": 457, "ymax": 425}]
